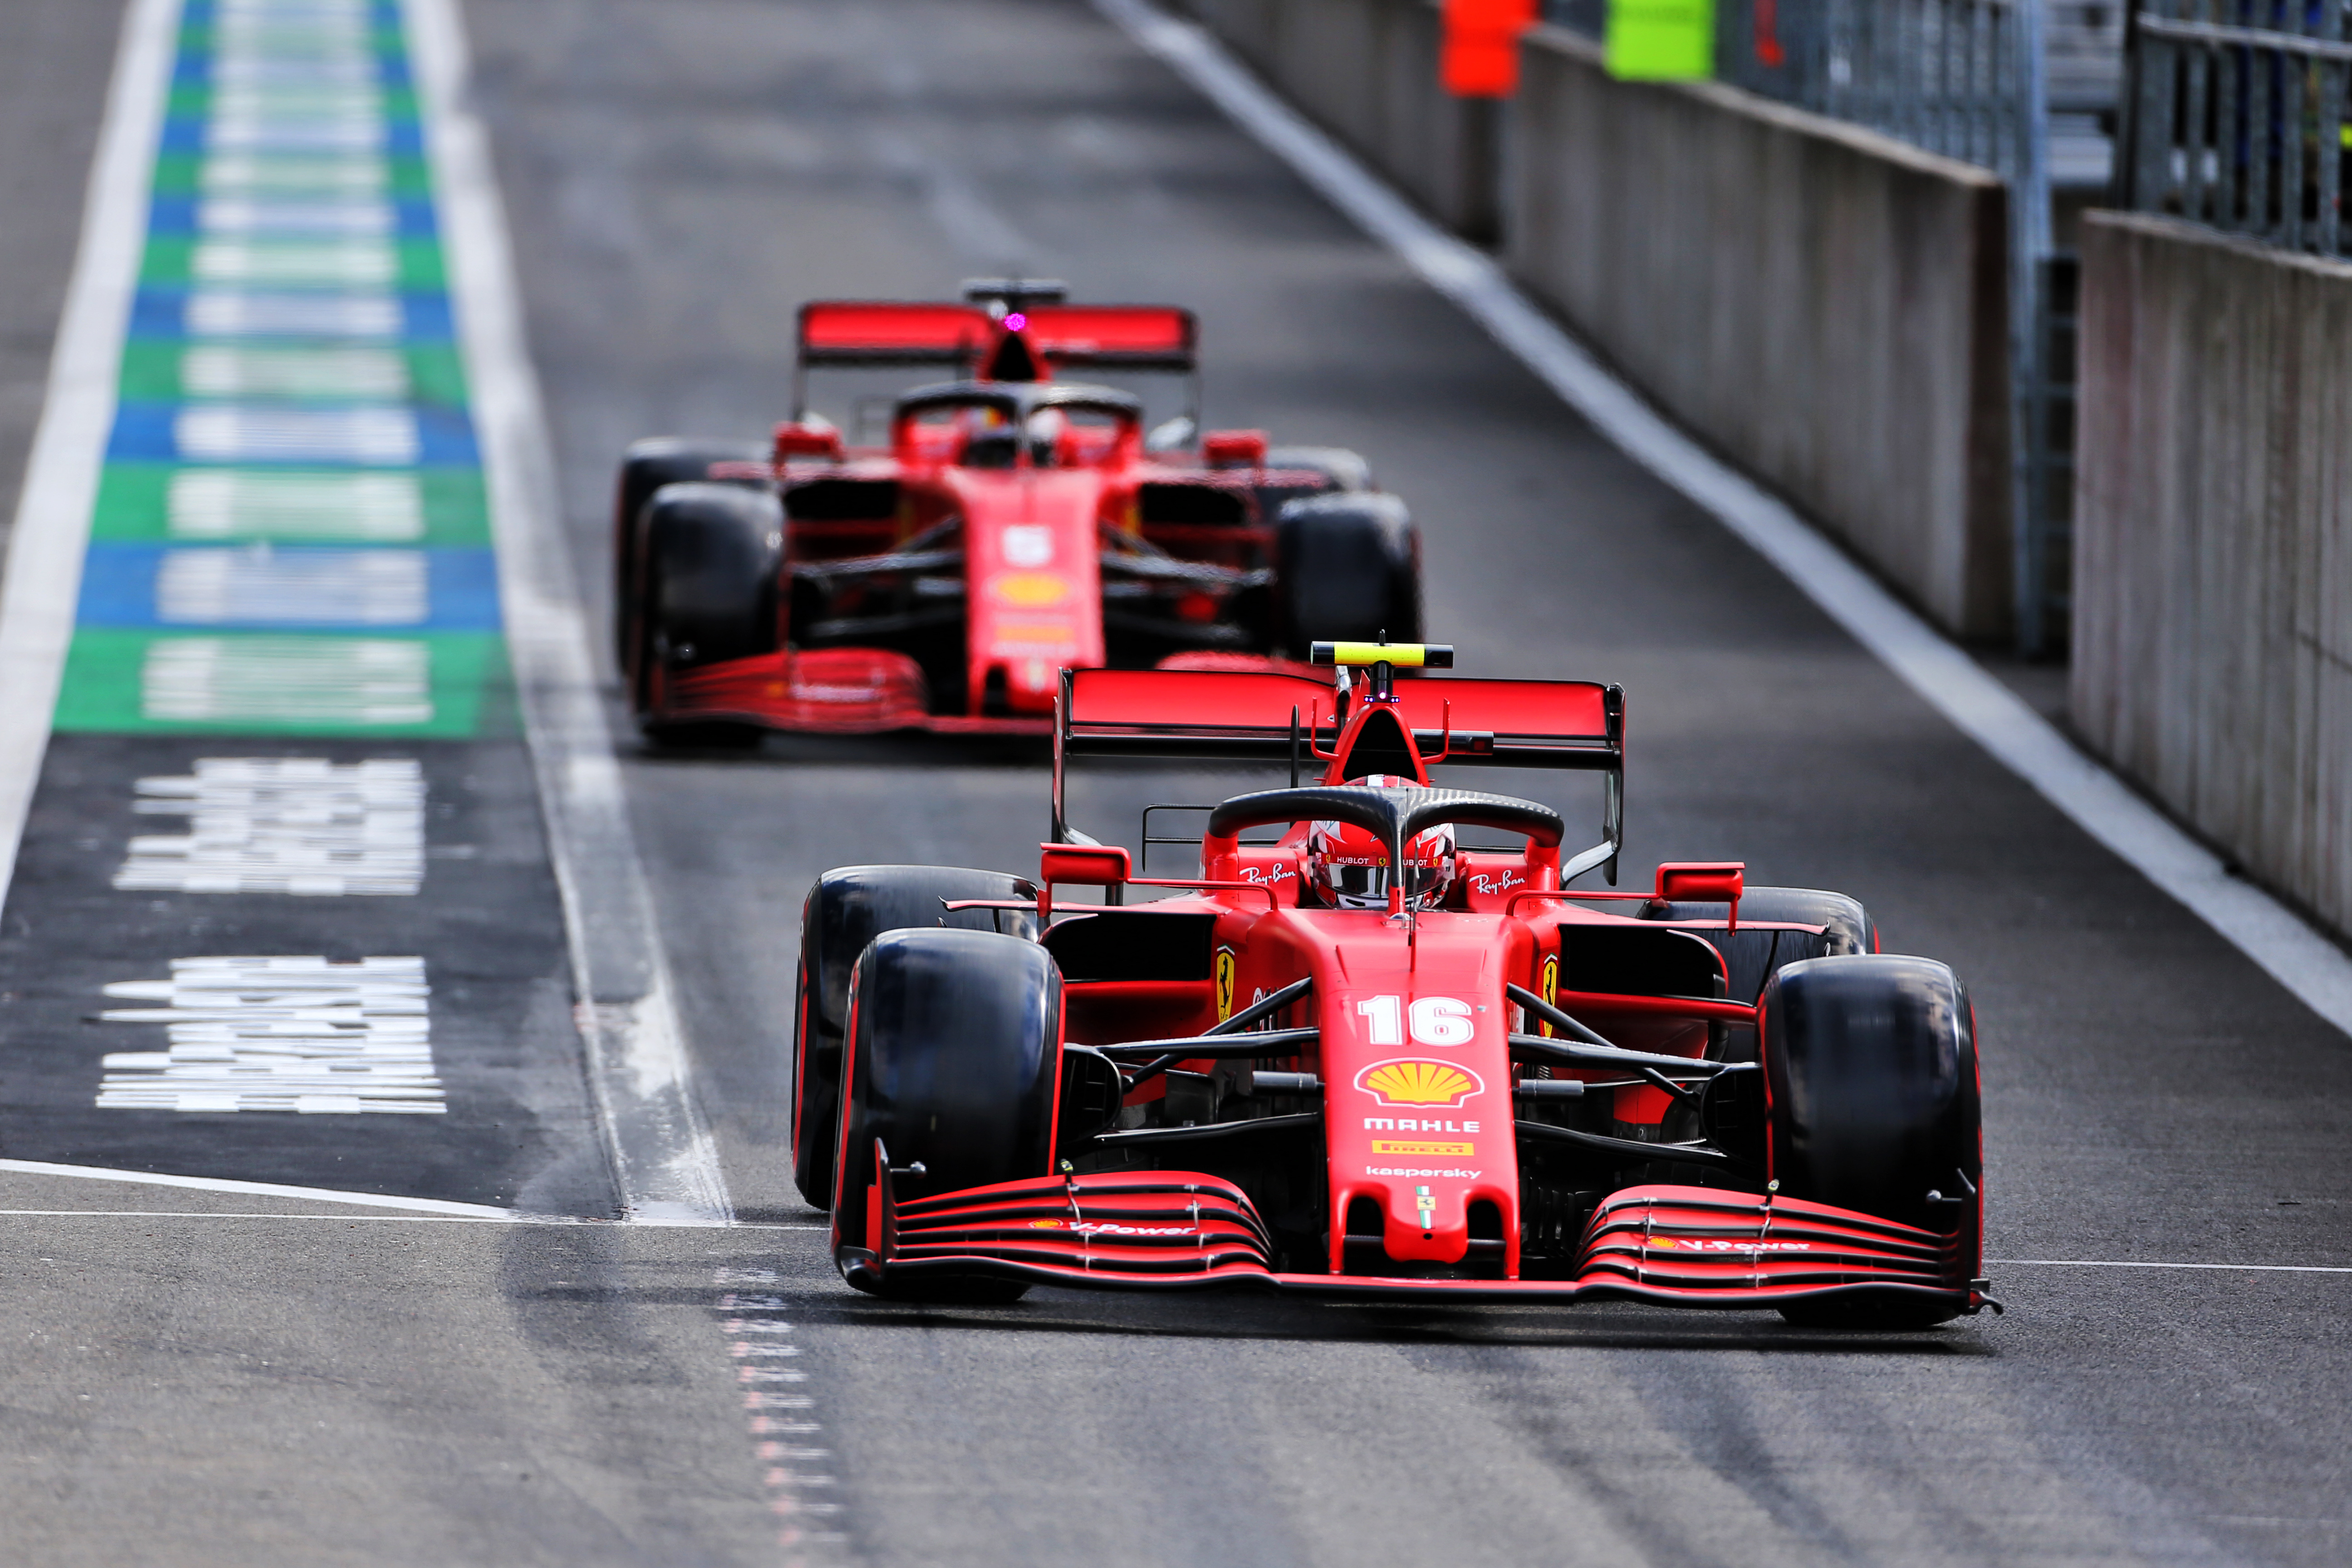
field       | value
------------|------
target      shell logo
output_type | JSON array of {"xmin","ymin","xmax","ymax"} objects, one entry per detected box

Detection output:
[
  {"xmin": 995, "ymin": 572, "xmax": 1069, "ymax": 607},
  {"xmin": 1355, "ymin": 1059, "xmax": 1484, "ymax": 1108}
]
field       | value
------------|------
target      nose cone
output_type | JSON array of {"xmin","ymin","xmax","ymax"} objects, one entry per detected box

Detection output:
[
  {"xmin": 1382, "ymin": 1179, "xmax": 1470, "ymax": 1264},
  {"xmin": 1343, "ymin": 1052, "xmax": 1504, "ymax": 1269}
]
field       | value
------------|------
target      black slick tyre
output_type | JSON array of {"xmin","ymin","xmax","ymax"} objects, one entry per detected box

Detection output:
[
  {"xmin": 791, "ymin": 866, "xmax": 1039, "ymax": 1210},
  {"xmin": 612, "ymin": 438, "xmax": 767, "ymax": 661},
  {"xmin": 830, "ymin": 928, "xmax": 1061, "ymax": 1303},
  {"xmin": 1760, "ymin": 954, "xmax": 1982, "ymax": 1329},
  {"xmin": 1272, "ymin": 492, "xmax": 1421, "ymax": 655},
  {"xmin": 633, "ymin": 480, "xmax": 784, "ymax": 746}
]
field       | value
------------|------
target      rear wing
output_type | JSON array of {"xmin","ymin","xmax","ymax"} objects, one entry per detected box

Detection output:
[
  {"xmin": 1052, "ymin": 666, "xmax": 1627, "ymax": 882},
  {"xmin": 794, "ymin": 301, "xmax": 1199, "ymax": 416}
]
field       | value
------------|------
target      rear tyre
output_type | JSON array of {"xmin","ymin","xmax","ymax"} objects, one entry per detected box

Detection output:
[
  {"xmin": 1272, "ymin": 492, "xmax": 1421, "ymax": 656},
  {"xmin": 831, "ymin": 929, "xmax": 1061, "ymax": 1302},
  {"xmin": 1263, "ymin": 446, "xmax": 1372, "ymax": 492},
  {"xmin": 634, "ymin": 481, "xmax": 784, "ymax": 745},
  {"xmin": 1761, "ymin": 955, "xmax": 1981, "ymax": 1329},
  {"xmin": 612, "ymin": 438, "xmax": 767, "ymax": 661},
  {"xmin": 791, "ymin": 866, "xmax": 1040, "ymax": 1209},
  {"xmin": 1253, "ymin": 444, "xmax": 1371, "ymax": 526}
]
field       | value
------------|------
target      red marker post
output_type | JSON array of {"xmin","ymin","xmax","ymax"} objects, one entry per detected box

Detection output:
[{"xmin": 1441, "ymin": 0, "xmax": 1538, "ymax": 97}]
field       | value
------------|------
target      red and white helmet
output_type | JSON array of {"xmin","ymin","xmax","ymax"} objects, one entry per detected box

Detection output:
[{"xmin": 1306, "ymin": 778, "xmax": 1456, "ymax": 911}]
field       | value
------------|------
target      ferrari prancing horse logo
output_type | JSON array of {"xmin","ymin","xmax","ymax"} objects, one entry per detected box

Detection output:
[
  {"xmin": 1214, "ymin": 947, "xmax": 1236, "ymax": 1022},
  {"xmin": 1538, "ymin": 952, "xmax": 1559, "ymax": 1039}
]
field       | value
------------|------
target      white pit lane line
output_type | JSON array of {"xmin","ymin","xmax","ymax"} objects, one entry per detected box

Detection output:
[
  {"xmin": 1096, "ymin": 0, "xmax": 2352, "ymax": 1041},
  {"xmin": 397, "ymin": 0, "xmax": 735, "ymax": 1223},
  {"xmin": 0, "ymin": 0, "xmax": 174, "ymax": 898}
]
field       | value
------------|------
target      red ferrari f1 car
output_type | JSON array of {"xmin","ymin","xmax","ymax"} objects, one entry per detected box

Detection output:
[
  {"xmin": 613, "ymin": 281, "xmax": 1421, "ymax": 741},
  {"xmin": 791, "ymin": 642, "xmax": 1992, "ymax": 1326}
]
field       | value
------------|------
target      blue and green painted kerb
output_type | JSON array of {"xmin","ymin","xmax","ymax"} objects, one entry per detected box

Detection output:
[{"xmin": 56, "ymin": 0, "xmax": 510, "ymax": 740}]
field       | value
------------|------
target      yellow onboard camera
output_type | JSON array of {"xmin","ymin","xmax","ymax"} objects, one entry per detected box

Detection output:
[{"xmin": 1309, "ymin": 640, "xmax": 1455, "ymax": 670}]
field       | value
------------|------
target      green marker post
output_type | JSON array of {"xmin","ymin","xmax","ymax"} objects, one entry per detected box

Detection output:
[{"xmin": 1606, "ymin": 0, "xmax": 1717, "ymax": 81}]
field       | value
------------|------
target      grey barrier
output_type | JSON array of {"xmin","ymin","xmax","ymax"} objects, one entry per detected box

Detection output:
[
  {"xmin": 1508, "ymin": 26, "xmax": 2019, "ymax": 637},
  {"xmin": 1186, "ymin": 0, "xmax": 1503, "ymax": 235},
  {"xmin": 2071, "ymin": 211, "xmax": 2352, "ymax": 938},
  {"xmin": 1185, "ymin": 0, "xmax": 2021, "ymax": 639}
]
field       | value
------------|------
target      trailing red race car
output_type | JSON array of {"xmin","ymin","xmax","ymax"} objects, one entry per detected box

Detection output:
[
  {"xmin": 612, "ymin": 280, "xmax": 1421, "ymax": 742},
  {"xmin": 791, "ymin": 642, "xmax": 1993, "ymax": 1326}
]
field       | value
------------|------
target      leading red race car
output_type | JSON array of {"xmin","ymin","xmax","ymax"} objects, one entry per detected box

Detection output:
[
  {"xmin": 612, "ymin": 281, "xmax": 1421, "ymax": 742},
  {"xmin": 791, "ymin": 642, "xmax": 1993, "ymax": 1326}
]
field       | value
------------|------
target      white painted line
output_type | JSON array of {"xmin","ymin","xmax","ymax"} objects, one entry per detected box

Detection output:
[
  {"xmin": 0, "ymin": 0, "xmax": 177, "ymax": 906},
  {"xmin": 155, "ymin": 546, "xmax": 429, "ymax": 626},
  {"xmin": 199, "ymin": 155, "xmax": 388, "ymax": 195},
  {"xmin": 0, "ymin": 1156, "xmax": 515, "ymax": 1215},
  {"xmin": 1098, "ymin": 0, "xmax": 2352, "ymax": 1042},
  {"xmin": 0, "ymin": 1205, "xmax": 825, "ymax": 1229},
  {"xmin": 189, "ymin": 240, "xmax": 397, "ymax": 285},
  {"xmin": 1990, "ymin": 1258, "xmax": 2352, "ymax": 1275},
  {"xmin": 96, "ymin": 955, "xmax": 444, "ymax": 1114},
  {"xmin": 168, "ymin": 470, "xmax": 425, "ymax": 541},
  {"xmin": 196, "ymin": 199, "xmax": 397, "ymax": 238},
  {"xmin": 181, "ymin": 345, "xmax": 409, "ymax": 398},
  {"xmin": 407, "ymin": 0, "xmax": 734, "ymax": 1223},
  {"xmin": 117, "ymin": 756, "xmax": 425, "ymax": 895},
  {"xmin": 175, "ymin": 405, "xmax": 420, "ymax": 465},
  {"xmin": 186, "ymin": 289, "xmax": 402, "ymax": 339},
  {"xmin": 140, "ymin": 635, "xmax": 434, "ymax": 725}
]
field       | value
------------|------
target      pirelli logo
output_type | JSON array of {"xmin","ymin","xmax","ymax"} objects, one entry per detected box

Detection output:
[{"xmin": 1371, "ymin": 1139, "xmax": 1475, "ymax": 1157}]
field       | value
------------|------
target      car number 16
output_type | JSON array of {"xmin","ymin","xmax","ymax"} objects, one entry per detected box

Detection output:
[{"xmin": 1355, "ymin": 995, "xmax": 1476, "ymax": 1047}]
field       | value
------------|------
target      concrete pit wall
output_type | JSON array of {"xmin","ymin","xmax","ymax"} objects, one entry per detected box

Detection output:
[
  {"xmin": 1179, "ymin": 2, "xmax": 2017, "ymax": 640},
  {"xmin": 2072, "ymin": 211, "xmax": 2352, "ymax": 936},
  {"xmin": 1507, "ymin": 28, "xmax": 2015, "ymax": 638},
  {"xmin": 1184, "ymin": 0, "xmax": 1499, "ymax": 237}
]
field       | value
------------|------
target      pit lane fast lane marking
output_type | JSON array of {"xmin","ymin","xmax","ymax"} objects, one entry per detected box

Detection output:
[
  {"xmin": 94, "ymin": 954, "xmax": 443, "ymax": 1115},
  {"xmin": 716, "ymin": 1269, "xmax": 848, "ymax": 1563},
  {"xmin": 113, "ymin": 757, "xmax": 427, "ymax": 895},
  {"xmin": 1097, "ymin": 0, "xmax": 2352, "ymax": 1042},
  {"xmin": 0, "ymin": 0, "xmax": 730, "ymax": 1213}
]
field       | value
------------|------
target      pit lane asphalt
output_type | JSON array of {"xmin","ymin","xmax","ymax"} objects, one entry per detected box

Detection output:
[
  {"xmin": 2, "ymin": 0, "xmax": 2349, "ymax": 1563},
  {"xmin": 467, "ymin": 0, "xmax": 2352, "ymax": 1561}
]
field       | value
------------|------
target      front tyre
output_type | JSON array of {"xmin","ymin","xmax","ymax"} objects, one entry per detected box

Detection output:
[
  {"xmin": 612, "ymin": 438, "xmax": 767, "ymax": 661},
  {"xmin": 633, "ymin": 480, "xmax": 784, "ymax": 745},
  {"xmin": 1761, "ymin": 954, "xmax": 1981, "ymax": 1329},
  {"xmin": 831, "ymin": 929, "xmax": 1061, "ymax": 1303},
  {"xmin": 791, "ymin": 866, "xmax": 1039, "ymax": 1209}
]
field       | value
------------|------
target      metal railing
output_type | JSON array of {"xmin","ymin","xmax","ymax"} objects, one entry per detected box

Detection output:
[{"xmin": 2116, "ymin": 0, "xmax": 2352, "ymax": 253}]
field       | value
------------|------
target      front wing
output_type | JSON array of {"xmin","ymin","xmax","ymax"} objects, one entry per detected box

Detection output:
[
  {"xmin": 840, "ymin": 1171, "xmax": 1988, "ymax": 1312},
  {"xmin": 655, "ymin": 648, "xmax": 1320, "ymax": 736},
  {"xmin": 655, "ymin": 649, "xmax": 1049, "ymax": 735}
]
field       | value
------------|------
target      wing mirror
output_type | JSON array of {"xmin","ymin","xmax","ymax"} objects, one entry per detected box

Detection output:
[
  {"xmin": 1654, "ymin": 861, "xmax": 1744, "ymax": 929},
  {"xmin": 1201, "ymin": 429, "xmax": 1269, "ymax": 469},
  {"xmin": 1039, "ymin": 843, "xmax": 1132, "ymax": 918},
  {"xmin": 773, "ymin": 420, "xmax": 844, "ymax": 461}
]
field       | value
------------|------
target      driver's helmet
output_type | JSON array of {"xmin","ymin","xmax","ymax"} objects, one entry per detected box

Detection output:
[{"xmin": 1306, "ymin": 778, "xmax": 1456, "ymax": 910}]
